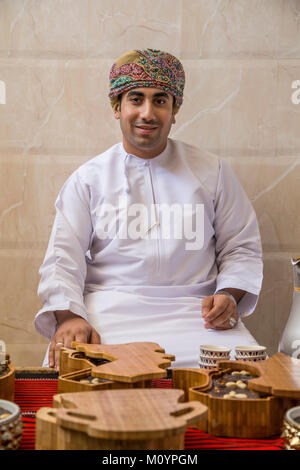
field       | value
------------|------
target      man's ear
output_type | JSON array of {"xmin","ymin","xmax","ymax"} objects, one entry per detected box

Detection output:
[
  {"xmin": 114, "ymin": 105, "xmax": 120, "ymax": 120},
  {"xmin": 172, "ymin": 113, "xmax": 176, "ymax": 125}
]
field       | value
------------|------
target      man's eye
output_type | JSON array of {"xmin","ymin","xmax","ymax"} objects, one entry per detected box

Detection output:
[{"xmin": 156, "ymin": 99, "xmax": 166, "ymax": 104}]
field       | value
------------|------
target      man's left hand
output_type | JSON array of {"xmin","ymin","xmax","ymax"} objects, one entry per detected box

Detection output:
[{"xmin": 202, "ymin": 294, "xmax": 238, "ymax": 330}]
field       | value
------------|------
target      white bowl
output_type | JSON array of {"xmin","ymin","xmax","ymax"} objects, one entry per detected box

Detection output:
[
  {"xmin": 235, "ymin": 353, "xmax": 267, "ymax": 360},
  {"xmin": 198, "ymin": 360, "xmax": 217, "ymax": 370},
  {"xmin": 234, "ymin": 355, "xmax": 266, "ymax": 362},
  {"xmin": 199, "ymin": 356, "xmax": 219, "ymax": 365},
  {"xmin": 199, "ymin": 345, "xmax": 231, "ymax": 358},
  {"xmin": 199, "ymin": 354, "xmax": 230, "ymax": 365},
  {"xmin": 234, "ymin": 345, "xmax": 266, "ymax": 357}
]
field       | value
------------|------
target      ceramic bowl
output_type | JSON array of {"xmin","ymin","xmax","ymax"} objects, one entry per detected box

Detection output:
[
  {"xmin": 234, "ymin": 355, "xmax": 266, "ymax": 362},
  {"xmin": 0, "ymin": 400, "xmax": 23, "ymax": 450},
  {"xmin": 199, "ymin": 345, "xmax": 231, "ymax": 358},
  {"xmin": 198, "ymin": 360, "xmax": 218, "ymax": 370},
  {"xmin": 234, "ymin": 345, "xmax": 266, "ymax": 357},
  {"xmin": 199, "ymin": 354, "xmax": 230, "ymax": 365}
]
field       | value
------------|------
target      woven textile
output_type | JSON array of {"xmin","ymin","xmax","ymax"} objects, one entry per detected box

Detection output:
[{"xmin": 108, "ymin": 49, "xmax": 185, "ymax": 114}]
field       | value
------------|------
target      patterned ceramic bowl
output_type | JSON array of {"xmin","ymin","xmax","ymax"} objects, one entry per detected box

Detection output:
[
  {"xmin": 199, "ymin": 355, "xmax": 220, "ymax": 365},
  {"xmin": 0, "ymin": 400, "xmax": 23, "ymax": 450},
  {"xmin": 234, "ymin": 355, "xmax": 267, "ymax": 362},
  {"xmin": 198, "ymin": 360, "xmax": 218, "ymax": 370},
  {"xmin": 199, "ymin": 345, "xmax": 231, "ymax": 358},
  {"xmin": 234, "ymin": 345, "xmax": 266, "ymax": 357}
]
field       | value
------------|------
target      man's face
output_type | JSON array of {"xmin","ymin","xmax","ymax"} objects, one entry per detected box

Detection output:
[{"xmin": 114, "ymin": 87, "xmax": 176, "ymax": 159}]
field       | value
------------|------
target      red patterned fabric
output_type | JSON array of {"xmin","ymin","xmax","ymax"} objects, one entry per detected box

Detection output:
[{"xmin": 14, "ymin": 378, "xmax": 285, "ymax": 451}]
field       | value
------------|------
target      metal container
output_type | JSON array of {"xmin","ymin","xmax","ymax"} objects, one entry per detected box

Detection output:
[
  {"xmin": 0, "ymin": 400, "xmax": 23, "ymax": 450},
  {"xmin": 281, "ymin": 405, "xmax": 300, "ymax": 450},
  {"xmin": 279, "ymin": 257, "xmax": 300, "ymax": 358}
]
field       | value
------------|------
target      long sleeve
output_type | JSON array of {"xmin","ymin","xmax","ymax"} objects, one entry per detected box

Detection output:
[
  {"xmin": 213, "ymin": 159, "xmax": 263, "ymax": 318},
  {"xmin": 35, "ymin": 171, "xmax": 93, "ymax": 339}
]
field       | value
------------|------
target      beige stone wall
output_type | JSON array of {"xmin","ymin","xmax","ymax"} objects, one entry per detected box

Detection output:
[{"xmin": 0, "ymin": 0, "xmax": 299, "ymax": 366}]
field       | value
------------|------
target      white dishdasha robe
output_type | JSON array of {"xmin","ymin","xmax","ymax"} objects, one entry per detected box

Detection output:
[{"xmin": 35, "ymin": 138, "xmax": 263, "ymax": 368}]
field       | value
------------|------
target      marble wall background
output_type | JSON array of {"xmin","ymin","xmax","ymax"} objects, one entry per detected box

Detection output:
[{"xmin": 0, "ymin": 0, "xmax": 299, "ymax": 365}]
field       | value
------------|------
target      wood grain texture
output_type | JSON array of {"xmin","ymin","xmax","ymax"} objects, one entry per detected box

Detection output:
[
  {"xmin": 172, "ymin": 354, "xmax": 300, "ymax": 438},
  {"xmin": 58, "ymin": 367, "xmax": 152, "ymax": 394},
  {"xmin": 35, "ymin": 408, "xmax": 58, "ymax": 451},
  {"xmin": 36, "ymin": 388, "xmax": 208, "ymax": 450},
  {"xmin": 69, "ymin": 341, "xmax": 175, "ymax": 382},
  {"xmin": 238, "ymin": 353, "xmax": 300, "ymax": 398},
  {"xmin": 59, "ymin": 347, "xmax": 93, "ymax": 376},
  {"xmin": 0, "ymin": 362, "xmax": 15, "ymax": 401},
  {"xmin": 58, "ymin": 342, "xmax": 174, "ymax": 394}
]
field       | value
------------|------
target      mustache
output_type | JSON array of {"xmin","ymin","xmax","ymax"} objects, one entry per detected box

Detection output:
[{"xmin": 134, "ymin": 121, "xmax": 160, "ymax": 126}]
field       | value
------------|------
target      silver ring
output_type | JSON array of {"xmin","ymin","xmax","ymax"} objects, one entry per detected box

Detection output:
[
  {"xmin": 229, "ymin": 317, "xmax": 237, "ymax": 328},
  {"xmin": 55, "ymin": 342, "xmax": 64, "ymax": 347}
]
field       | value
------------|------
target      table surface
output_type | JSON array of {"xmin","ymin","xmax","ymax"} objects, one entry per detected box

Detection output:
[{"xmin": 13, "ymin": 368, "xmax": 286, "ymax": 451}]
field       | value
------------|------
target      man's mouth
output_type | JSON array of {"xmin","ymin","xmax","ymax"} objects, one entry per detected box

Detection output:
[{"xmin": 135, "ymin": 125, "xmax": 159, "ymax": 134}]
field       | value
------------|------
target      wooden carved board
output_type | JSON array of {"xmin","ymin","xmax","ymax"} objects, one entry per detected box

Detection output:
[
  {"xmin": 0, "ymin": 362, "xmax": 15, "ymax": 401},
  {"xmin": 53, "ymin": 388, "xmax": 207, "ymax": 440},
  {"xmin": 218, "ymin": 353, "xmax": 300, "ymax": 399},
  {"xmin": 172, "ymin": 364, "xmax": 292, "ymax": 438},
  {"xmin": 217, "ymin": 352, "xmax": 300, "ymax": 399},
  {"xmin": 70, "ymin": 341, "xmax": 175, "ymax": 383}
]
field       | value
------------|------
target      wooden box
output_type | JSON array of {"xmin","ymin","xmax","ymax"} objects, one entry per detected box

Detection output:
[
  {"xmin": 58, "ymin": 341, "xmax": 175, "ymax": 393},
  {"xmin": 172, "ymin": 353, "xmax": 300, "ymax": 438},
  {"xmin": 35, "ymin": 388, "xmax": 207, "ymax": 450},
  {"xmin": 0, "ymin": 355, "xmax": 15, "ymax": 402}
]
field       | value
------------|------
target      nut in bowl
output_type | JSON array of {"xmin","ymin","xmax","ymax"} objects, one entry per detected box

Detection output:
[{"xmin": 0, "ymin": 400, "xmax": 23, "ymax": 450}]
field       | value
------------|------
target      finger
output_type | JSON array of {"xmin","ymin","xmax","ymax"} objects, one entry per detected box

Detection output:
[
  {"xmin": 75, "ymin": 332, "xmax": 90, "ymax": 344},
  {"xmin": 204, "ymin": 301, "xmax": 229, "ymax": 323},
  {"xmin": 90, "ymin": 328, "xmax": 101, "ymax": 344},
  {"xmin": 206, "ymin": 310, "xmax": 238, "ymax": 330},
  {"xmin": 48, "ymin": 340, "xmax": 56, "ymax": 368},
  {"xmin": 201, "ymin": 296, "xmax": 214, "ymax": 317},
  {"xmin": 54, "ymin": 340, "xmax": 65, "ymax": 372},
  {"xmin": 210, "ymin": 307, "xmax": 236, "ymax": 328},
  {"xmin": 204, "ymin": 295, "xmax": 234, "ymax": 323}
]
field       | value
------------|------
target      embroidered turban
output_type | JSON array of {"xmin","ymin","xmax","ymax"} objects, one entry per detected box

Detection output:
[{"xmin": 108, "ymin": 49, "xmax": 185, "ymax": 114}]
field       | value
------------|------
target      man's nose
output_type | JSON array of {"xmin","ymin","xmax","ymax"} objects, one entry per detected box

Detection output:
[{"xmin": 139, "ymin": 100, "xmax": 155, "ymax": 120}]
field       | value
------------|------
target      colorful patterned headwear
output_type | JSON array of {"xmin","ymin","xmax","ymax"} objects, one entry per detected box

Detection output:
[{"xmin": 108, "ymin": 49, "xmax": 185, "ymax": 114}]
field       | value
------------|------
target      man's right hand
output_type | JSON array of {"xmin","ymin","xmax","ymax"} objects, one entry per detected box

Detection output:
[{"xmin": 49, "ymin": 311, "xmax": 101, "ymax": 371}]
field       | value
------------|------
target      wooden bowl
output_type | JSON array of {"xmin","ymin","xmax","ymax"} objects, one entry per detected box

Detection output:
[
  {"xmin": 173, "ymin": 355, "xmax": 300, "ymax": 438},
  {"xmin": 0, "ymin": 360, "xmax": 15, "ymax": 402},
  {"xmin": 58, "ymin": 368, "xmax": 152, "ymax": 394},
  {"xmin": 58, "ymin": 342, "xmax": 174, "ymax": 393},
  {"xmin": 35, "ymin": 388, "xmax": 208, "ymax": 450},
  {"xmin": 59, "ymin": 347, "xmax": 110, "ymax": 376}
]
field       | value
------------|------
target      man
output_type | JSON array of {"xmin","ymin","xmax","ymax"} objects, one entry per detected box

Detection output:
[{"xmin": 35, "ymin": 49, "xmax": 263, "ymax": 371}]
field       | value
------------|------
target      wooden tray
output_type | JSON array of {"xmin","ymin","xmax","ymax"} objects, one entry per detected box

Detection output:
[
  {"xmin": 0, "ymin": 357, "xmax": 15, "ymax": 401},
  {"xmin": 35, "ymin": 388, "xmax": 207, "ymax": 450},
  {"xmin": 224, "ymin": 352, "xmax": 300, "ymax": 399},
  {"xmin": 172, "ymin": 353, "xmax": 300, "ymax": 438},
  {"xmin": 58, "ymin": 341, "xmax": 175, "ymax": 393}
]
